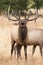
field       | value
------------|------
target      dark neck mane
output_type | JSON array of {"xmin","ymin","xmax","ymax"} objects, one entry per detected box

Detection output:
[{"xmin": 19, "ymin": 25, "xmax": 27, "ymax": 42}]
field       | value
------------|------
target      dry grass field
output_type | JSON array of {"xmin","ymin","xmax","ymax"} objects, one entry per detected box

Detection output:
[{"xmin": 0, "ymin": 9, "xmax": 43, "ymax": 65}]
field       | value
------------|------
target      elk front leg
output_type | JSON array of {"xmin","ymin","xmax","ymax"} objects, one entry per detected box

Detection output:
[
  {"xmin": 24, "ymin": 44, "xmax": 27, "ymax": 61},
  {"xmin": 39, "ymin": 46, "xmax": 42, "ymax": 56},
  {"xmin": 17, "ymin": 44, "xmax": 22, "ymax": 60},
  {"xmin": 14, "ymin": 43, "xmax": 17, "ymax": 55},
  {"xmin": 11, "ymin": 41, "xmax": 16, "ymax": 58},
  {"xmin": 32, "ymin": 45, "xmax": 36, "ymax": 56},
  {"xmin": 11, "ymin": 43, "xmax": 14, "ymax": 58}
]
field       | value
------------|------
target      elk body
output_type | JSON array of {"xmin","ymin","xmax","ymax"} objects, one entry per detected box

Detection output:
[{"xmin": 11, "ymin": 20, "xmax": 43, "ymax": 60}]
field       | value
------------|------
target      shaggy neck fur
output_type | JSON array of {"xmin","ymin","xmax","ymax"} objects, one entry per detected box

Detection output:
[{"xmin": 19, "ymin": 25, "xmax": 27, "ymax": 42}]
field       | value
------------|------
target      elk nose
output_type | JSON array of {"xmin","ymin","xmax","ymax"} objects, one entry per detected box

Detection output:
[{"xmin": 22, "ymin": 23, "xmax": 24, "ymax": 25}]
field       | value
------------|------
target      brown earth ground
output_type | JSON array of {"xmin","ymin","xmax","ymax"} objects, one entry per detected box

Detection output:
[{"xmin": 0, "ymin": 9, "xmax": 43, "ymax": 65}]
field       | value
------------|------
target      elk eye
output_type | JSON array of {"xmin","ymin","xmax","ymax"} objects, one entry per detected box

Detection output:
[{"xmin": 22, "ymin": 23, "xmax": 24, "ymax": 25}]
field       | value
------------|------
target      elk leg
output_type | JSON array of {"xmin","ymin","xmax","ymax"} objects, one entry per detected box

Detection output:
[
  {"xmin": 39, "ymin": 46, "xmax": 42, "ymax": 56},
  {"xmin": 17, "ymin": 44, "xmax": 22, "ymax": 60},
  {"xmin": 11, "ymin": 43, "xmax": 14, "ymax": 58},
  {"xmin": 24, "ymin": 44, "xmax": 27, "ymax": 61},
  {"xmin": 32, "ymin": 45, "xmax": 36, "ymax": 56},
  {"xmin": 19, "ymin": 45, "xmax": 22, "ymax": 57},
  {"xmin": 11, "ymin": 41, "xmax": 16, "ymax": 58},
  {"xmin": 14, "ymin": 43, "xmax": 17, "ymax": 55}
]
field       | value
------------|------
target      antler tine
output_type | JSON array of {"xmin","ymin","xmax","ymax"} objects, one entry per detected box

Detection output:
[
  {"xmin": 19, "ymin": 10, "xmax": 20, "ymax": 20},
  {"xmin": 8, "ymin": 6, "xmax": 10, "ymax": 16},
  {"xmin": 24, "ymin": 10, "xmax": 27, "ymax": 20}
]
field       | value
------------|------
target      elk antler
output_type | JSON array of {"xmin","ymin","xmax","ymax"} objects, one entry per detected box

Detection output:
[
  {"xmin": 7, "ymin": 6, "xmax": 20, "ymax": 21},
  {"xmin": 26, "ymin": 8, "xmax": 38, "ymax": 22}
]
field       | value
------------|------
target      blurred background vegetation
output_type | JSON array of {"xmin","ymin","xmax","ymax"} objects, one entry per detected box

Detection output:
[{"xmin": 0, "ymin": 0, "xmax": 43, "ymax": 15}]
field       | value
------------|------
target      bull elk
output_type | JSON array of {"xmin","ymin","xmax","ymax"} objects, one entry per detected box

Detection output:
[{"xmin": 7, "ymin": 6, "xmax": 43, "ymax": 61}]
